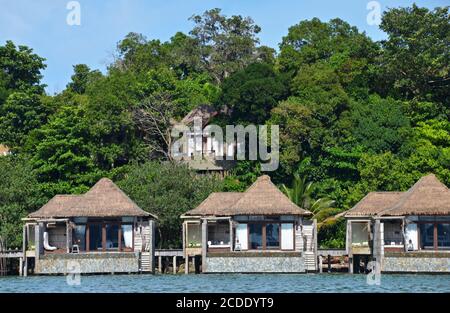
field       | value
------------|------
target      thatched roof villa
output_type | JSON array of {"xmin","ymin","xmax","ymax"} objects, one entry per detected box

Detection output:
[
  {"xmin": 344, "ymin": 174, "xmax": 450, "ymax": 273},
  {"xmin": 22, "ymin": 178, "xmax": 156, "ymax": 275},
  {"xmin": 181, "ymin": 175, "xmax": 318, "ymax": 273}
]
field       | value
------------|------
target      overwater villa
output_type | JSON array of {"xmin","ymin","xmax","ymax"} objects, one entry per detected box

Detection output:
[
  {"xmin": 181, "ymin": 175, "xmax": 318, "ymax": 273},
  {"xmin": 345, "ymin": 174, "xmax": 450, "ymax": 273},
  {"xmin": 21, "ymin": 178, "xmax": 157, "ymax": 275}
]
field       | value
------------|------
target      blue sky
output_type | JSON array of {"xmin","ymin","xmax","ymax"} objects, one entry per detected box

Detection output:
[{"xmin": 0, "ymin": 0, "xmax": 447, "ymax": 94}]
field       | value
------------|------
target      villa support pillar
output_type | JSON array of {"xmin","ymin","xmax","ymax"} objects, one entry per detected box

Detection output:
[
  {"xmin": 149, "ymin": 219, "xmax": 156, "ymax": 273},
  {"xmin": 229, "ymin": 219, "xmax": 233, "ymax": 252},
  {"xmin": 185, "ymin": 257, "xmax": 189, "ymax": 274},
  {"xmin": 173, "ymin": 256, "xmax": 177, "ymax": 275},
  {"xmin": 35, "ymin": 223, "xmax": 44, "ymax": 261},
  {"xmin": 182, "ymin": 222, "xmax": 186, "ymax": 253},
  {"xmin": 21, "ymin": 225, "xmax": 26, "ymax": 277},
  {"xmin": 19, "ymin": 257, "xmax": 23, "ymax": 276},
  {"xmin": 66, "ymin": 221, "xmax": 70, "ymax": 253},
  {"xmin": 313, "ymin": 219, "xmax": 318, "ymax": 271},
  {"xmin": 346, "ymin": 220, "xmax": 353, "ymax": 274},
  {"xmin": 201, "ymin": 219, "xmax": 208, "ymax": 273},
  {"xmin": 373, "ymin": 219, "xmax": 384, "ymax": 272},
  {"xmin": 318, "ymin": 255, "xmax": 323, "ymax": 273},
  {"xmin": 158, "ymin": 256, "xmax": 162, "ymax": 273}
]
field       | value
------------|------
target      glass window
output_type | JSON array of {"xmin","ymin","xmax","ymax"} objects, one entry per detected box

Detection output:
[
  {"xmin": 420, "ymin": 223, "xmax": 434, "ymax": 249},
  {"xmin": 105, "ymin": 224, "xmax": 119, "ymax": 250},
  {"xmin": 249, "ymin": 224, "xmax": 263, "ymax": 250},
  {"xmin": 437, "ymin": 223, "xmax": 450, "ymax": 249},
  {"xmin": 73, "ymin": 225, "xmax": 86, "ymax": 251},
  {"xmin": 89, "ymin": 224, "xmax": 103, "ymax": 251},
  {"xmin": 352, "ymin": 222, "xmax": 369, "ymax": 246},
  {"xmin": 266, "ymin": 223, "xmax": 280, "ymax": 249},
  {"xmin": 187, "ymin": 223, "xmax": 201, "ymax": 248},
  {"xmin": 208, "ymin": 222, "xmax": 229, "ymax": 246}
]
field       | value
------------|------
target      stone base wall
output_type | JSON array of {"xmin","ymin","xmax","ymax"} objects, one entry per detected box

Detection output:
[
  {"xmin": 382, "ymin": 256, "xmax": 450, "ymax": 273},
  {"xmin": 205, "ymin": 256, "xmax": 306, "ymax": 273},
  {"xmin": 35, "ymin": 253, "xmax": 140, "ymax": 274}
]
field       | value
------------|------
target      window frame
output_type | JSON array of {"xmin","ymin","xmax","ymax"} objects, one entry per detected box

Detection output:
[
  {"xmin": 246, "ymin": 221, "xmax": 294, "ymax": 251},
  {"xmin": 417, "ymin": 221, "xmax": 450, "ymax": 250},
  {"xmin": 76, "ymin": 219, "xmax": 135, "ymax": 253}
]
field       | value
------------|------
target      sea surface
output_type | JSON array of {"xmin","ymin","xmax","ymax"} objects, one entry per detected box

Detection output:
[{"xmin": 1, "ymin": 273, "xmax": 449, "ymax": 293}]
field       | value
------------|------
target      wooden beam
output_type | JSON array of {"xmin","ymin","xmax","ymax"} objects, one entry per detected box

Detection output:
[{"xmin": 173, "ymin": 256, "xmax": 177, "ymax": 275}]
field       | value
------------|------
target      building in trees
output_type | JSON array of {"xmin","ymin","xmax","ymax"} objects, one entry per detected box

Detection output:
[
  {"xmin": 171, "ymin": 105, "xmax": 236, "ymax": 176},
  {"xmin": 0, "ymin": 144, "xmax": 10, "ymax": 156}
]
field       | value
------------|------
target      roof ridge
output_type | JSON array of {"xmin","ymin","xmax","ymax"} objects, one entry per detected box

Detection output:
[
  {"xmin": 377, "ymin": 173, "xmax": 449, "ymax": 216},
  {"xmin": 28, "ymin": 178, "xmax": 155, "ymax": 219}
]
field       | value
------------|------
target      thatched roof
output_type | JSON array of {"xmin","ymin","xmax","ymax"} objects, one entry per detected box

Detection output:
[
  {"xmin": 184, "ymin": 175, "xmax": 311, "ymax": 217},
  {"xmin": 183, "ymin": 192, "xmax": 243, "ymax": 216},
  {"xmin": 29, "ymin": 178, "xmax": 154, "ymax": 219},
  {"xmin": 180, "ymin": 104, "xmax": 218, "ymax": 127},
  {"xmin": 379, "ymin": 174, "xmax": 450, "ymax": 216},
  {"xmin": 345, "ymin": 174, "xmax": 450, "ymax": 218},
  {"xmin": 344, "ymin": 192, "xmax": 404, "ymax": 217}
]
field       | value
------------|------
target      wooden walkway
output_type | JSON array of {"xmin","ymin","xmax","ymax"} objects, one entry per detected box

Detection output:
[
  {"xmin": 154, "ymin": 249, "xmax": 192, "ymax": 274},
  {"xmin": 317, "ymin": 249, "xmax": 347, "ymax": 273},
  {"xmin": 318, "ymin": 249, "xmax": 347, "ymax": 257},
  {"xmin": 155, "ymin": 249, "xmax": 184, "ymax": 257}
]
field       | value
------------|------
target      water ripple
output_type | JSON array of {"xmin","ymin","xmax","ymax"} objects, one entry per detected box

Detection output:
[{"xmin": 0, "ymin": 273, "xmax": 449, "ymax": 293}]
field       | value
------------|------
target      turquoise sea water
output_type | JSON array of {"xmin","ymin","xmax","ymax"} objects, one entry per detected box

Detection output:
[{"xmin": 0, "ymin": 273, "xmax": 449, "ymax": 293}]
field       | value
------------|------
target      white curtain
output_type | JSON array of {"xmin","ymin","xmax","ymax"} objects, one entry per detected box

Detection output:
[
  {"xmin": 236, "ymin": 224, "xmax": 248, "ymax": 250},
  {"xmin": 122, "ymin": 225, "xmax": 133, "ymax": 248},
  {"xmin": 405, "ymin": 223, "xmax": 418, "ymax": 250},
  {"xmin": 281, "ymin": 224, "xmax": 294, "ymax": 250}
]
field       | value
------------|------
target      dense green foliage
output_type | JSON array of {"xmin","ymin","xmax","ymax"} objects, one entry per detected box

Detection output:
[{"xmin": 0, "ymin": 6, "xmax": 448, "ymax": 248}]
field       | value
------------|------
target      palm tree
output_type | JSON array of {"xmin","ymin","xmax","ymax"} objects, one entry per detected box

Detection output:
[
  {"xmin": 281, "ymin": 173, "xmax": 312, "ymax": 209},
  {"xmin": 282, "ymin": 174, "xmax": 336, "ymax": 223}
]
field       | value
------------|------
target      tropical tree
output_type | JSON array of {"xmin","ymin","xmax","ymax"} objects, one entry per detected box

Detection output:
[{"xmin": 281, "ymin": 173, "xmax": 336, "ymax": 222}]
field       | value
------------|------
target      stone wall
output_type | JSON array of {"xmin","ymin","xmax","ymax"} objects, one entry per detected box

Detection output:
[
  {"xmin": 205, "ymin": 255, "xmax": 306, "ymax": 273},
  {"xmin": 383, "ymin": 254, "xmax": 450, "ymax": 273},
  {"xmin": 35, "ymin": 252, "xmax": 140, "ymax": 274}
]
